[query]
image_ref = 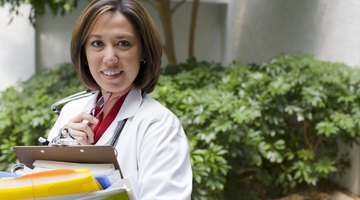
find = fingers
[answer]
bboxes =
[65,112,98,145]
[67,123,94,144]
[69,112,99,125]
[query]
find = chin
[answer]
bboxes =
[102,86,132,95]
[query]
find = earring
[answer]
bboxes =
[140,59,146,65]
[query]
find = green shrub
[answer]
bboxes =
[0,63,84,170]
[153,54,360,199]
[1,54,360,199]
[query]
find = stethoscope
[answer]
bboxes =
[51,90,96,115]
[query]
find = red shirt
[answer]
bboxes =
[92,92,128,144]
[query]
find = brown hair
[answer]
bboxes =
[70,0,162,93]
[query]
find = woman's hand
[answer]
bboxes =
[64,112,99,145]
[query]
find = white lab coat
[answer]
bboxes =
[48,87,192,199]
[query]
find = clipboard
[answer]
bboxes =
[13,145,121,175]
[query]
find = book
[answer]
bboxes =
[30,160,116,174]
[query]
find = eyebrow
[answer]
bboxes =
[88,34,136,40]
[116,34,136,40]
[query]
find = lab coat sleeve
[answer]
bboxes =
[47,112,65,141]
[46,99,86,141]
[137,112,192,200]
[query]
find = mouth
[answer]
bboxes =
[101,69,122,77]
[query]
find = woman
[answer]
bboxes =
[47,0,192,199]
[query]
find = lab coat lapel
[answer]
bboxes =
[96,87,143,145]
[85,91,100,113]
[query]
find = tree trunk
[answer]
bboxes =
[188,0,200,59]
[158,1,177,66]
[146,0,187,66]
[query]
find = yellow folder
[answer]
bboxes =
[0,169,101,199]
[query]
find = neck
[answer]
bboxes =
[100,88,130,117]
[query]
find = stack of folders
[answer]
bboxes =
[0,160,135,200]
[4,145,136,200]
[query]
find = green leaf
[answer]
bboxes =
[316,121,339,137]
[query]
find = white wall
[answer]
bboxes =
[334,142,360,195]
[35,1,87,70]
[225,0,360,67]
[0,4,35,91]
[167,1,227,64]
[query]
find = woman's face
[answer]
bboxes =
[85,12,142,97]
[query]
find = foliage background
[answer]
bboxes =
[1,54,360,199]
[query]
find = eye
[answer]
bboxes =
[116,40,131,48]
[91,40,104,48]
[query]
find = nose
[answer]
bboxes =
[103,48,118,66]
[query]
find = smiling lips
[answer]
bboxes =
[101,69,122,77]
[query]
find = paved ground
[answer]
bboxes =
[331,192,360,200]
[278,192,360,200]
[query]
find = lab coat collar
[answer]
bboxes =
[96,87,143,145]
[87,87,143,121]
[117,87,143,121]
